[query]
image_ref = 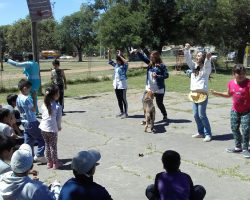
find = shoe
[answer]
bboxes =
[163,115,168,120]
[47,162,53,169]
[121,113,128,119]
[141,120,146,125]
[34,156,47,164]
[226,147,242,153]
[116,113,123,118]
[242,150,250,158]
[203,135,212,142]
[192,133,203,138]
[53,161,63,169]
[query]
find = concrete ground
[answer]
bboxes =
[35,89,250,200]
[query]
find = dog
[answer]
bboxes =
[143,90,156,133]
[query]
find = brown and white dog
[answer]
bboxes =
[143,90,156,133]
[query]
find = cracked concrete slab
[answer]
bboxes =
[34,89,250,200]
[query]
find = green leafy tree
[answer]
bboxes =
[59,5,98,61]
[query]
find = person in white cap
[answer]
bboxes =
[0,144,58,200]
[58,150,113,200]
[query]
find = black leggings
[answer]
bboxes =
[115,89,128,114]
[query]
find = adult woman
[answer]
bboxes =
[184,43,212,142]
[135,49,169,121]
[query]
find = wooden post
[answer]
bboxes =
[31,21,42,94]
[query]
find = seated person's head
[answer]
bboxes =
[7,94,18,108]
[11,144,33,176]
[0,135,15,161]
[0,108,12,125]
[71,150,101,178]
[162,150,181,173]
[18,79,32,95]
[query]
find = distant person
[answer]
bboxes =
[59,150,113,200]
[133,48,169,122]
[184,43,212,142]
[146,150,206,200]
[6,54,41,115]
[51,59,67,114]
[0,135,15,175]
[108,49,128,119]
[0,144,59,200]
[211,64,250,158]
[16,79,46,164]
[39,85,63,169]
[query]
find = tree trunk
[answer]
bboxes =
[78,49,83,62]
[236,43,245,64]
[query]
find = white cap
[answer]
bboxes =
[11,144,33,173]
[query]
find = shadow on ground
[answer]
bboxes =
[63,111,86,114]
[74,96,99,100]
[128,114,144,119]
[59,158,72,171]
[212,133,233,141]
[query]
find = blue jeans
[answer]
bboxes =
[192,98,212,136]
[24,121,45,157]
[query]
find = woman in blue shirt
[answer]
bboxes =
[108,49,128,119]
[135,49,169,121]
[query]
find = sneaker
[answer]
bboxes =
[192,133,204,138]
[34,156,47,164]
[242,150,250,158]
[47,162,53,169]
[121,113,128,119]
[226,147,242,153]
[53,161,63,169]
[116,113,123,118]
[203,135,212,142]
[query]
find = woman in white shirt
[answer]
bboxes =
[184,43,212,142]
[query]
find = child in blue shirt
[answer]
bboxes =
[16,79,46,164]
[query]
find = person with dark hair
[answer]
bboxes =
[16,79,46,164]
[0,135,15,175]
[5,94,22,135]
[51,59,67,114]
[211,64,250,158]
[184,43,212,142]
[108,49,128,119]
[0,108,18,139]
[133,48,169,122]
[6,54,41,115]
[39,85,62,169]
[59,150,113,200]
[146,150,206,200]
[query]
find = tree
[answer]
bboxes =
[0,25,10,69]
[59,5,98,61]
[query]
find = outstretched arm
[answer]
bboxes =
[117,50,128,64]
[107,49,116,67]
[210,89,231,98]
[183,43,195,70]
[7,59,30,68]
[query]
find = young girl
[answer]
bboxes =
[51,59,67,114]
[135,49,169,121]
[39,85,62,169]
[108,49,128,119]
[184,43,212,142]
[211,65,250,158]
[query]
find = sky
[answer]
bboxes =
[0,0,90,25]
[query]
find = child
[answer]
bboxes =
[51,59,67,114]
[146,150,206,200]
[6,94,22,135]
[16,79,46,164]
[0,135,15,175]
[184,43,212,142]
[108,49,128,119]
[211,64,250,158]
[39,85,62,169]
[0,108,18,139]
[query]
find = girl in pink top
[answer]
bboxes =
[211,65,250,158]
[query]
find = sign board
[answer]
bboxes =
[26,0,52,22]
